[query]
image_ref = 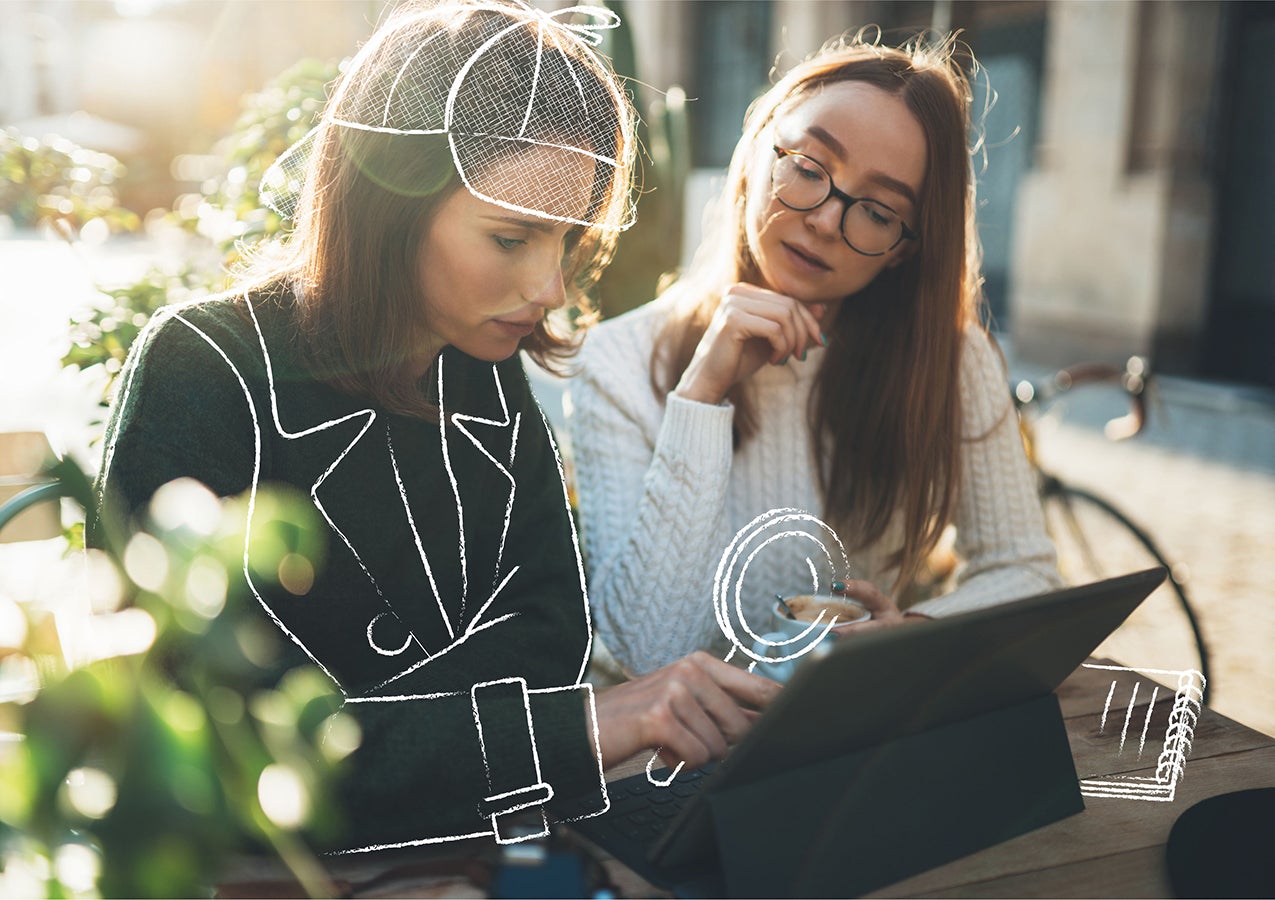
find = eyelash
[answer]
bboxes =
[493,236,526,251]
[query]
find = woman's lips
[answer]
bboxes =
[492,318,539,338]
[782,241,832,273]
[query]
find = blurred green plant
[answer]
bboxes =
[594,0,691,320]
[61,58,339,423]
[175,57,338,266]
[0,130,140,236]
[0,459,352,898]
[62,266,207,397]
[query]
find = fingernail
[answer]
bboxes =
[799,349,807,361]
[779,356,789,366]
[820,331,828,346]
[832,580,847,592]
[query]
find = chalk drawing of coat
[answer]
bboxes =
[96,293,609,852]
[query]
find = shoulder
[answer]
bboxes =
[112,291,307,429]
[581,295,675,364]
[959,326,1005,380]
[577,294,677,392]
[131,292,258,369]
[958,326,1013,435]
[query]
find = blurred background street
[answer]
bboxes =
[3,0,1273,741]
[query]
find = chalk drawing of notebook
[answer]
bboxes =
[1079,662,1206,802]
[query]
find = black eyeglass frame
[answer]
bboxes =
[770,146,920,257]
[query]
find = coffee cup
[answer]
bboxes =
[750,594,869,682]
[780,594,871,628]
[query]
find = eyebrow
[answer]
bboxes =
[805,124,920,208]
[480,214,556,233]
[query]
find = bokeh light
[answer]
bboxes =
[257,764,309,829]
[277,553,314,596]
[205,685,244,725]
[82,549,127,614]
[149,477,222,537]
[53,842,101,894]
[63,767,119,819]
[185,554,228,619]
[122,532,168,592]
[320,711,362,763]
[0,595,28,651]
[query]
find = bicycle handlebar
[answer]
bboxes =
[1013,355,1150,441]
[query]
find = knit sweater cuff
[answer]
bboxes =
[659,393,734,473]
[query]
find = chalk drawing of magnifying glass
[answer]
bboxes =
[645,507,852,786]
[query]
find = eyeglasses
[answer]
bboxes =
[770,147,919,257]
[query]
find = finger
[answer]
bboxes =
[643,691,716,768]
[731,283,825,347]
[688,687,752,746]
[658,744,705,772]
[725,287,808,362]
[783,302,817,361]
[718,302,793,364]
[798,301,825,348]
[668,685,730,760]
[690,652,782,710]
[686,673,757,743]
[831,618,895,638]
[832,578,897,616]
[664,655,755,743]
[734,296,802,363]
[832,614,927,638]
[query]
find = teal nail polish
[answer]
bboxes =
[832,580,847,592]
[779,356,789,366]
[820,331,828,346]
[799,349,807,362]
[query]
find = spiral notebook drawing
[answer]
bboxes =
[1079,662,1206,802]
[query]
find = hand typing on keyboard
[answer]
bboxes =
[591,651,779,772]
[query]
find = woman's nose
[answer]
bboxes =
[803,196,845,239]
[528,265,568,310]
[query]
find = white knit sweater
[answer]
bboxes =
[568,295,1061,675]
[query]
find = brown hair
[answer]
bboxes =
[652,31,986,592]
[239,0,635,417]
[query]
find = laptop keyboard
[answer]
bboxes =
[565,765,730,894]
[564,763,715,844]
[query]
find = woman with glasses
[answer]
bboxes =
[94,0,778,852]
[569,33,1061,674]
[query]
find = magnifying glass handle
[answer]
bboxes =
[644,749,684,787]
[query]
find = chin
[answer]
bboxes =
[465,347,518,363]
[762,268,834,306]
[462,339,523,363]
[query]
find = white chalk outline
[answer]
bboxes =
[98,294,609,852]
[646,507,852,786]
[1079,663,1206,802]
[716,509,853,666]
[261,2,635,231]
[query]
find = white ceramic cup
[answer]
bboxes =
[750,594,870,682]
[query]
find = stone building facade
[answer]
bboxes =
[621,0,1273,389]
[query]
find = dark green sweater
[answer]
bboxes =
[95,292,606,850]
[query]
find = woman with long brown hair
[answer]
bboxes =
[94,0,777,853]
[570,32,1061,675]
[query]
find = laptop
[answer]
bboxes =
[567,567,1167,895]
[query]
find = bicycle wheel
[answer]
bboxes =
[1041,480,1211,700]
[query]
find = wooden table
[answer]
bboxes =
[867,660,1275,897]
[220,659,1274,897]
[593,659,1275,898]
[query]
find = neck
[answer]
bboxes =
[407,331,446,380]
